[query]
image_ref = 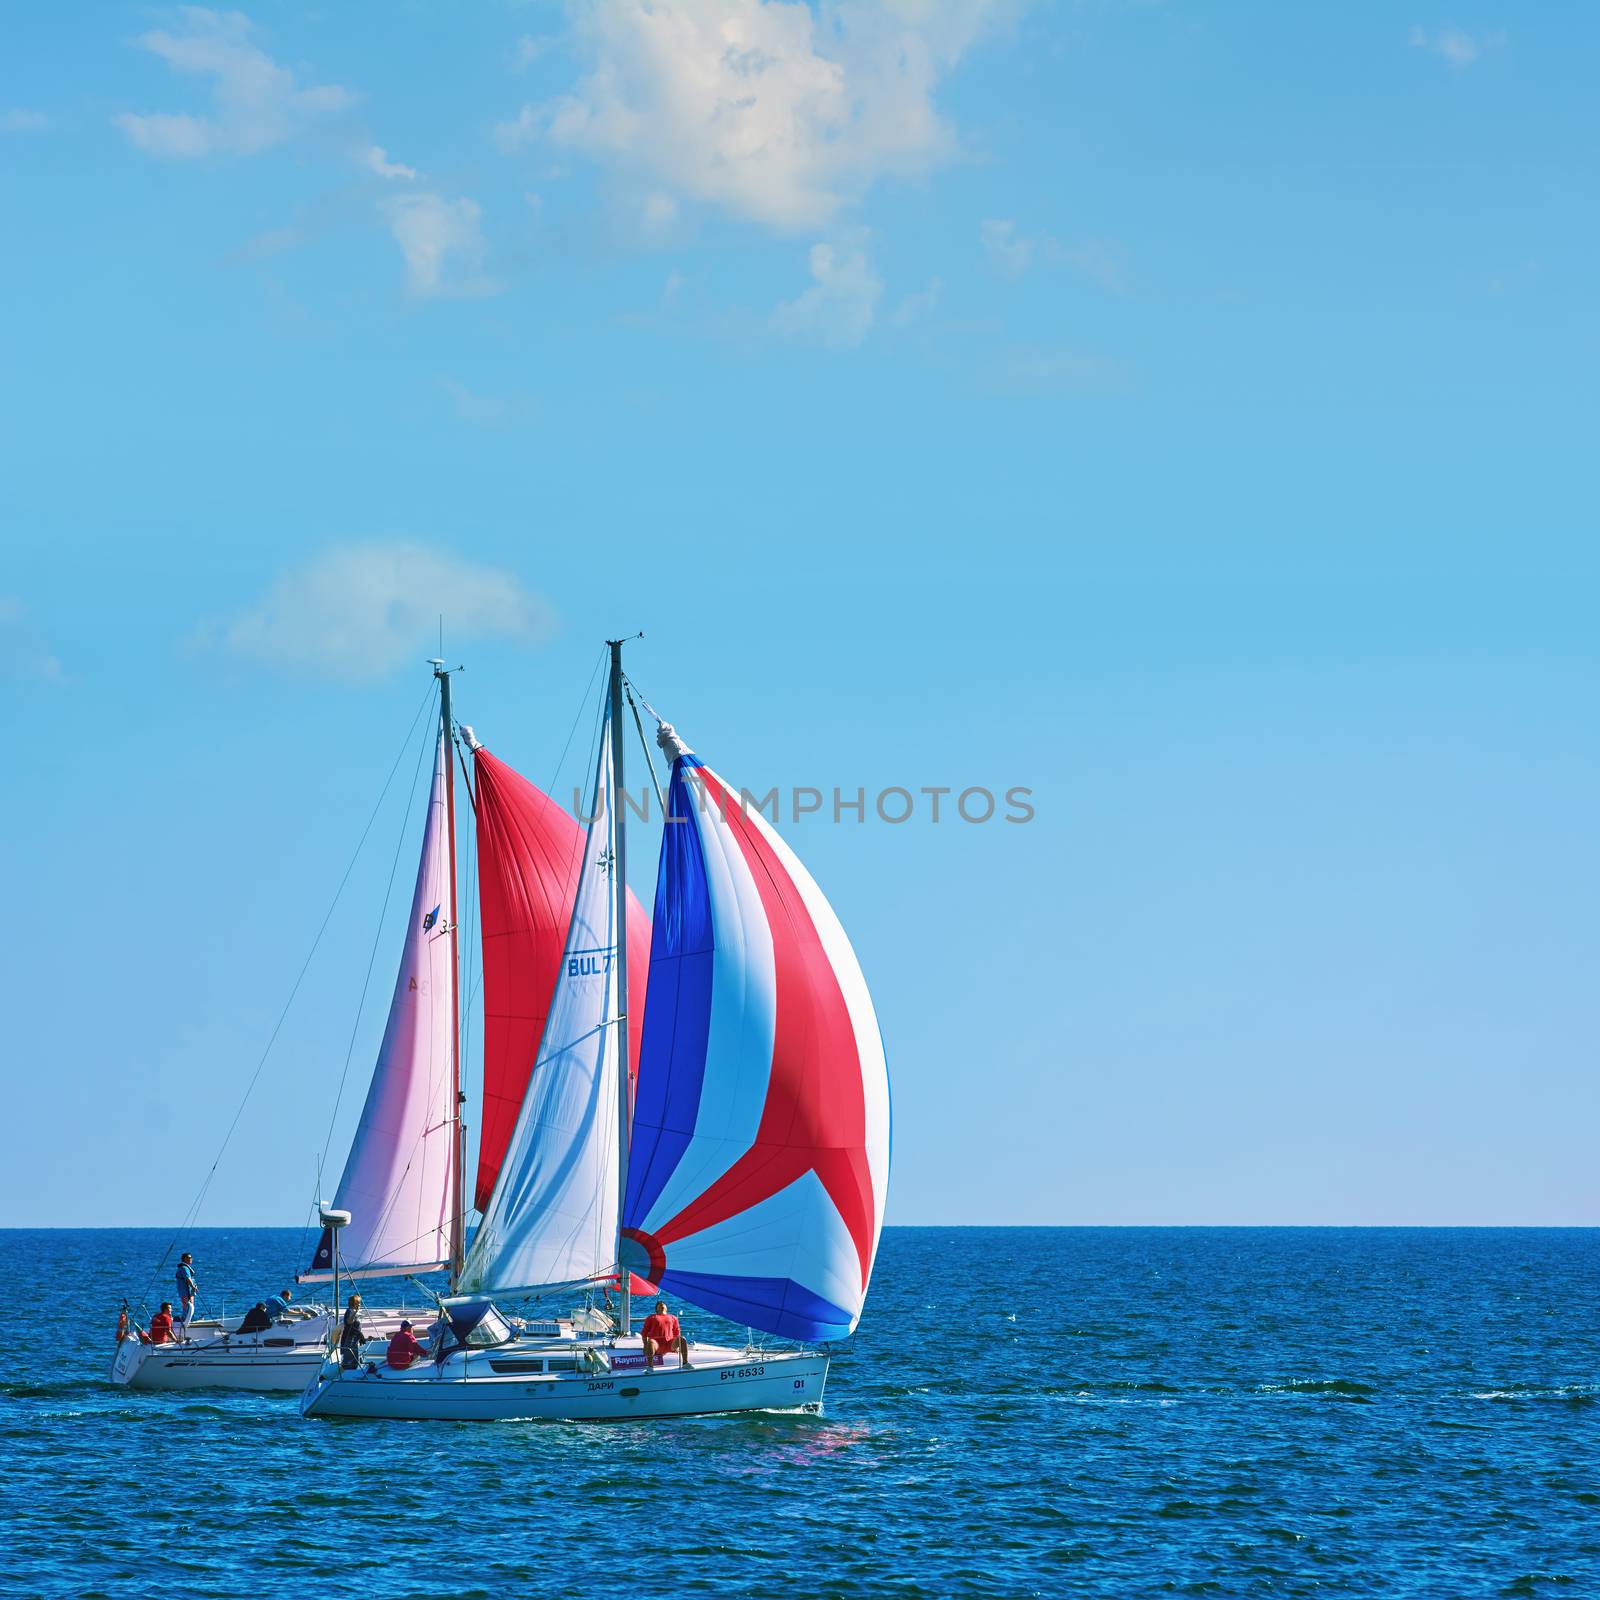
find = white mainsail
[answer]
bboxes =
[459,707,624,1294]
[304,727,457,1279]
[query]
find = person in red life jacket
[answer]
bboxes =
[385,1320,430,1370]
[640,1300,690,1372]
[145,1303,178,1345]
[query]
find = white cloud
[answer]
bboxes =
[891,276,942,326]
[442,378,509,427]
[1409,26,1504,68]
[385,193,497,299]
[992,345,1126,393]
[441,377,537,428]
[114,8,354,158]
[363,143,416,181]
[643,190,678,227]
[505,0,1012,231]
[981,219,1128,293]
[980,218,1033,279]
[773,234,883,348]
[1055,238,1128,295]
[207,543,554,682]
[113,10,490,303]
[1,108,48,133]
[512,33,555,72]
[494,102,542,154]
[0,596,64,682]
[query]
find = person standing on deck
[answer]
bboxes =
[640,1300,690,1372]
[339,1294,366,1370]
[174,1253,197,1334]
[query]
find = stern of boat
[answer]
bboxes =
[109,1336,146,1387]
[299,1356,343,1417]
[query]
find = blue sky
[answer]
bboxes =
[2,2,1596,1228]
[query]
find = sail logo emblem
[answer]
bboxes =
[422,904,441,932]
[568,945,616,978]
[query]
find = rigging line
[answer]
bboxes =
[134,682,436,1317]
[545,645,608,800]
[620,670,664,728]
[451,726,478,814]
[317,698,437,1180]
[624,681,667,811]
[555,683,609,936]
[290,1152,325,1286]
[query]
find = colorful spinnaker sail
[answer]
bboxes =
[461,706,633,1294]
[620,727,890,1343]
[472,745,648,1213]
[305,729,457,1279]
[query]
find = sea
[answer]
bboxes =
[4,1226,1597,1599]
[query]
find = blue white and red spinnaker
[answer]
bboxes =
[622,737,890,1344]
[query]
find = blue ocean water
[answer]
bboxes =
[4,1227,1597,1598]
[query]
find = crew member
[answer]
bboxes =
[235,1302,273,1334]
[174,1253,198,1333]
[339,1294,366,1371]
[385,1320,430,1370]
[640,1299,690,1372]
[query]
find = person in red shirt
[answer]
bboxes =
[640,1300,690,1372]
[145,1303,178,1345]
[385,1320,431,1369]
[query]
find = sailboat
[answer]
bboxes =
[300,641,889,1422]
[112,664,619,1391]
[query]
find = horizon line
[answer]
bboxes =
[4,1221,1597,1231]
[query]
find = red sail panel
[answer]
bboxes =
[472,746,650,1213]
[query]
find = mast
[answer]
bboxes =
[433,659,466,1289]
[607,638,632,1337]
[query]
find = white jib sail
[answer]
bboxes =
[459,708,623,1294]
[306,727,456,1278]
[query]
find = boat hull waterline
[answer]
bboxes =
[300,1346,828,1422]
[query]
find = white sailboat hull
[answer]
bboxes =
[112,1332,326,1392]
[109,1310,419,1393]
[299,1343,828,1422]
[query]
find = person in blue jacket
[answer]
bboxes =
[175,1253,198,1332]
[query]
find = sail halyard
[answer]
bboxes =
[457,687,630,1296]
